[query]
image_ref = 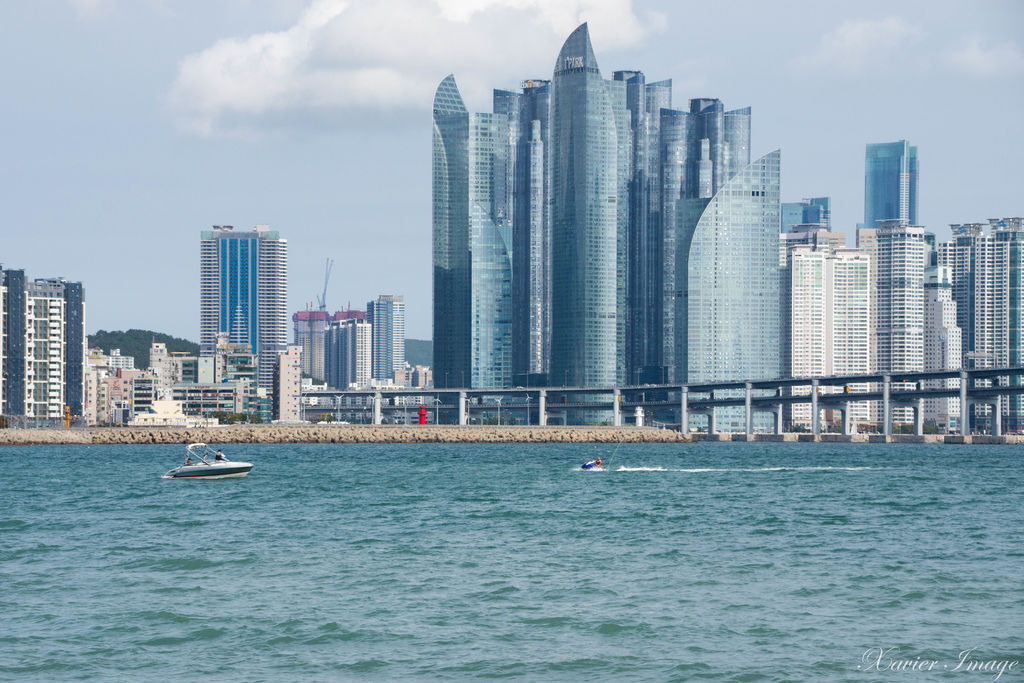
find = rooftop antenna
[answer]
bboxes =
[317,258,334,311]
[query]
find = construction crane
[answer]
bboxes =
[316,258,334,311]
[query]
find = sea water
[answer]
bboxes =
[0,442,1021,680]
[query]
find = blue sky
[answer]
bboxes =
[1,0,1021,341]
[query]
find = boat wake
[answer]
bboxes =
[615,465,873,473]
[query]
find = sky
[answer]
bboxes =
[1,0,1022,341]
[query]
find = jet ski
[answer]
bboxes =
[581,459,603,470]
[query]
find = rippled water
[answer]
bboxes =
[1,442,1021,680]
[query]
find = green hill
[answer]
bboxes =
[88,329,199,369]
[405,339,432,367]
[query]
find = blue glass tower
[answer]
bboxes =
[432,75,513,389]
[199,225,288,391]
[549,23,621,388]
[863,140,917,228]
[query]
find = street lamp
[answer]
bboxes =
[433,396,441,424]
[496,397,503,426]
[524,394,531,426]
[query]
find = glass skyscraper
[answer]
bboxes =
[549,23,621,388]
[199,224,288,391]
[660,97,753,382]
[432,25,784,399]
[509,79,551,385]
[863,140,918,228]
[679,150,781,386]
[431,75,513,389]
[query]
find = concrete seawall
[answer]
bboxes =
[0,426,1020,446]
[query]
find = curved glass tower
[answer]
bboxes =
[679,150,781,386]
[549,23,620,388]
[432,75,471,388]
[432,75,513,389]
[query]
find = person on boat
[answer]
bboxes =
[215,450,227,462]
[595,457,602,468]
[185,455,193,465]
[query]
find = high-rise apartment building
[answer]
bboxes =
[432,24,783,399]
[432,76,513,389]
[863,140,918,228]
[0,270,86,419]
[875,220,926,425]
[508,79,551,384]
[367,295,406,383]
[923,266,962,431]
[678,150,781,385]
[661,97,754,383]
[325,318,372,390]
[292,307,366,383]
[939,218,1024,432]
[782,245,871,427]
[549,23,623,388]
[199,225,288,392]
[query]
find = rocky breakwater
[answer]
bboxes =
[0,425,692,446]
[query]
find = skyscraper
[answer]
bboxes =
[549,23,622,388]
[432,75,513,389]
[923,266,961,431]
[678,150,781,390]
[325,318,372,390]
[781,196,831,232]
[509,79,551,385]
[939,218,1024,432]
[199,224,288,391]
[660,97,753,382]
[367,294,405,382]
[0,270,86,419]
[863,140,918,228]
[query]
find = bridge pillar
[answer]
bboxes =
[914,398,924,436]
[811,379,820,436]
[708,407,717,435]
[679,387,689,434]
[993,395,1002,436]
[775,404,783,435]
[372,392,382,425]
[882,375,892,436]
[613,388,621,427]
[840,407,849,436]
[959,371,969,434]
[745,382,753,435]
[538,390,547,426]
[458,391,467,426]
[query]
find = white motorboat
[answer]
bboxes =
[163,443,253,479]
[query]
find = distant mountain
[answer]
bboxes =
[88,329,199,369]
[405,338,432,367]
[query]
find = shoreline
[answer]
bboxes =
[0,425,1019,446]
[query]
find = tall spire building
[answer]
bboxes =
[432,75,513,389]
[549,23,622,388]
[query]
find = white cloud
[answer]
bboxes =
[791,17,924,76]
[168,0,664,136]
[947,35,1024,77]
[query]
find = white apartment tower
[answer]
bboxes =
[939,218,1024,432]
[923,267,962,430]
[325,318,373,389]
[199,225,288,392]
[784,244,871,427]
[874,220,926,425]
[367,294,405,382]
